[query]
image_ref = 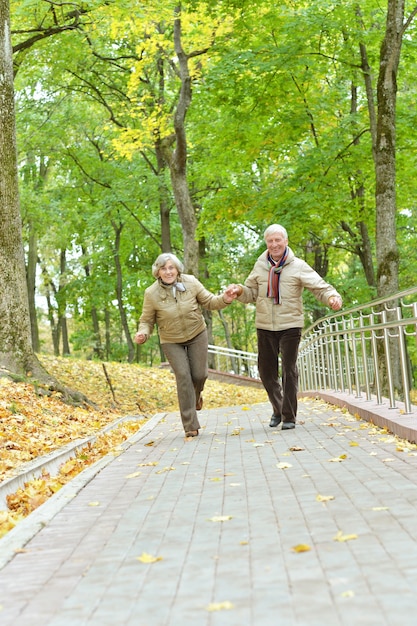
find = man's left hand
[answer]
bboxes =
[328,295,342,311]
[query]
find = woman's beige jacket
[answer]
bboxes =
[138,274,229,344]
[238,247,341,331]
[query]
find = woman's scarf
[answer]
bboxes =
[267,247,289,304]
[160,279,186,300]
[172,281,186,299]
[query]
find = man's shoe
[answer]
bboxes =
[269,414,281,427]
[282,422,295,430]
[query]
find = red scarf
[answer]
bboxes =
[267,248,288,304]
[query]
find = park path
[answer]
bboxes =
[0,397,417,625]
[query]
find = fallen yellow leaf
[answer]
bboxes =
[88,501,100,507]
[206,601,235,611]
[333,531,358,542]
[136,552,163,563]
[125,471,142,479]
[208,515,232,522]
[316,494,335,502]
[291,544,311,553]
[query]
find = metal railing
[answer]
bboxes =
[210,287,417,415]
[208,344,259,379]
[298,287,417,414]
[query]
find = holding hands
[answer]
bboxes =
[223,284,243,303]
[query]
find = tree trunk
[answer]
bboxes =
[155,143,173,253]
[374,0,403,298]
[82,246,104,359]
[26,224,40,352]
[105,309,111,360]
[112,220,135,362]
[58,249,70,355]
[345,81,376,288]
[0,0,44,379]
[160,6,200,276]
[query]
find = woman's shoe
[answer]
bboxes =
[281,422,295,430]
[185,430,199,438]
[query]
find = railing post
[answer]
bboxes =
[396,306,412,414]
[359,313,372,401]
[381,310,396,409]
[335,318,345,392]
[370,309,383,404]
[343,317,353,395]
[351,319,362,399]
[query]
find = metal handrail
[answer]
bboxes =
[210,287,417,415]
[208,344,259,378]
[298,287,417,414]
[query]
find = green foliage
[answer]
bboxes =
[8,0,417,362]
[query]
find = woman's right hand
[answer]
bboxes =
[134,332,147,345]
[223,284,243,301]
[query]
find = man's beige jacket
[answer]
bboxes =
[238,247,341,331]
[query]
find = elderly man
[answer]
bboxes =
[229,224,342,430]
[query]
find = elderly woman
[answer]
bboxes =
[134,253,237,439]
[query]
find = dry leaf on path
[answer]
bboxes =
[208,515,232,522]
[328,454,347,462]
[333,531,358,542]
[136,552,163,563]
[316,494,335,502]
[292,544,311,553]
[206,601,235,611]
[125,471,142,479]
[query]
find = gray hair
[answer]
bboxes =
[152,253,184,278]
[264,224,288,241]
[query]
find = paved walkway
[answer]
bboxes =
[1,397,417,626]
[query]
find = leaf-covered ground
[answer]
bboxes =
[0,356,267,536]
